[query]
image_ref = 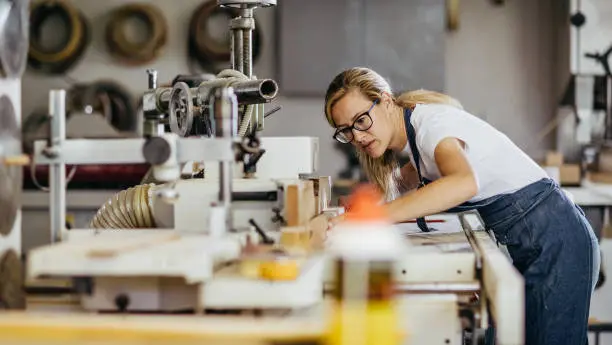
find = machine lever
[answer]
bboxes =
[248,218,274,244]
[263,105,281,118]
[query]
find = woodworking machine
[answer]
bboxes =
[13,1,524,345]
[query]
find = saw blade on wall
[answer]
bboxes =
[0,94,22,237]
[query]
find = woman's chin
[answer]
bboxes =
[361,143,384,158]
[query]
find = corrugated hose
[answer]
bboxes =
[89,183,157,229]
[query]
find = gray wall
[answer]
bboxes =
[22,0,569,178]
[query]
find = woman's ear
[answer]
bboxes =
[381,92,394,107]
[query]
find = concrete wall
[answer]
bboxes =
[22,0,568,178]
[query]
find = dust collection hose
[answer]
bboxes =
[105,3,167,66]
[89,184,157,229]
[188,0,262,73]
[28,0,90,74]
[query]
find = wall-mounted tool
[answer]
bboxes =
[188,0,263,73]
[27,0,90,74]
[0,94,23,238]
[0,0,29,78]
[105,3,167,66]
[68,80,137,132]
[0,249,25,309]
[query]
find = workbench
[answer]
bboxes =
[4,213,522,345]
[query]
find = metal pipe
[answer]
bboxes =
[48,90,67,243]
[146,69,158,89]
[323,281,481,295]
[231,79,278,104]
[154,79,278,116]
[211,86,238,232]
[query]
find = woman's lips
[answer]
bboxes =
[362,141,375,151]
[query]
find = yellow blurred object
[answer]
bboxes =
[259,257,299,281]
[279,226,311,253]
[239,258,263,278]
[326,301,404,345]
[2,154,30,166]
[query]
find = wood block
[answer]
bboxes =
[587,172,612,185]
[308,214,329,250]
[285,184,300,227]
[559,164,581,185]
[545,151,563,167]
[279,226,310,253]
[598,147,612,173]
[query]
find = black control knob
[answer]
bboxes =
[114,294,130,312]
[570,11,586,28]
[143,136,171,165]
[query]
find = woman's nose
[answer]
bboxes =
[353,130,368,143]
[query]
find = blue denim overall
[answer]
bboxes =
[404,108,600,345]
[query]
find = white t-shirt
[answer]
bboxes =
[403,103,548,201]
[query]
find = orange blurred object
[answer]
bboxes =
[344,184,388,222]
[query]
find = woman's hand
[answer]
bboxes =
[327,213,346,231]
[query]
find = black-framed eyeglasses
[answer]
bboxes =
[333,100,378,144]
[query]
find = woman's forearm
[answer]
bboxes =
[383,173,478,223]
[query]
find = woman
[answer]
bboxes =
[324,67,600,345]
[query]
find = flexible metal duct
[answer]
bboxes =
[89,183,158,229]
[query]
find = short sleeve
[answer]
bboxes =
[414,105,474,161]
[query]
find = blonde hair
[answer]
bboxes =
[324,67,462,200]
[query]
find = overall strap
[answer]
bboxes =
[403,108,433,232]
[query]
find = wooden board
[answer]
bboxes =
[0,311,325,345]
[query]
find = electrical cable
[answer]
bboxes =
[105,3,167,66]
[27,0,90,74]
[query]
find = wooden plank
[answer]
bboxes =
[87,233,181,258]
[0,311,325,344]
[474,232,524,345]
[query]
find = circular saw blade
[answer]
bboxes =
[0,94,22,236]
[0,249,25,309]
[0,0,29,77]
